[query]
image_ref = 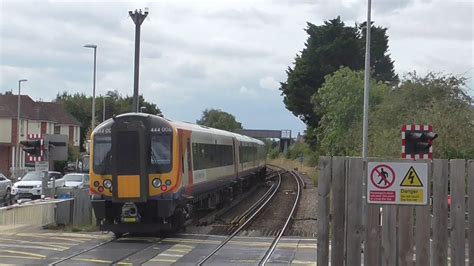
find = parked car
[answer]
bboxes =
[10,171,64,199]
[0,173,12,199]
[63,173,90,189]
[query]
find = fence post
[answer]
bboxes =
[317,156,331,265]
[468,160,474,266]
[346,157,363,265]
[450,159,466,266]
[330,157,346,266]
[432,159,448,266]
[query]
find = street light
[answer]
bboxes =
[17,79,27,176]
[84,44,97,131]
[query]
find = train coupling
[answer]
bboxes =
[121,202,140,223]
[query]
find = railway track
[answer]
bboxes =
[49,235,162,265]
[197,167,303,265]
[197,170,283,265]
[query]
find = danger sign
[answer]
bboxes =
[367,162,428,205]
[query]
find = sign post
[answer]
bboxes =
[367,161,428,205]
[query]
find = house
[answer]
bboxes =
[0,94,81,176]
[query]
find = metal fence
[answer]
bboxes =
[317,157,473,265]
[0,188,93,228]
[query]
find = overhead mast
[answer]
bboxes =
[129,8,148,112]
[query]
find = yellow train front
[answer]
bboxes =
[90,112,266,236]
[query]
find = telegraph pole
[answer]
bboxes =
[362,0,372,161]
[129,9,148,112]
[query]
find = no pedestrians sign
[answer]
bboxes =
[367,162,428,205]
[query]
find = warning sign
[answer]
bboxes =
[367,162,428,205]
[400,167,423,187]
[370,164,395,189]
[400,189,424,203]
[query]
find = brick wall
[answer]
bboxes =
[0,146,11,175]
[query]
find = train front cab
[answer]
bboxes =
[90,114,183,235]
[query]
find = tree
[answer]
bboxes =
[370,72,474,159]
[280,17,397,146]
[313,68,388,155]
[196,109,243,132]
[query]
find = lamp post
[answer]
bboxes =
[17,79,27,175]
[84,44,97,131]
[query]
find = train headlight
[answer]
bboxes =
[152,178,162,188]
[103,179,112,189]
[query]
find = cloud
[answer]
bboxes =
[259,76,280,90]
[0,0,472,137]
[239,86,259,97]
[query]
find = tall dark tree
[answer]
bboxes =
[280,17,397,146]
[197,108,243,132]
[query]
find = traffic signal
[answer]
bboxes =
[401,124,438,160]
[20,140,43,156]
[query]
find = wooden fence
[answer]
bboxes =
[317,157,473,265]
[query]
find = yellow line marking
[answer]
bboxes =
[0,255,41,260]
[73,258,112,264]
[0,250,46,258]
[292,260,316,265]
[0,238,72,249]
[165,248,192,253]
[15,234,86,243]
[149,259,177,262]
[229,260,258,263]
[157,253,184,257]
[116,262,133,265]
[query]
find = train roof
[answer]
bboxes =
[168,120,264,145]
[92,113,264,145]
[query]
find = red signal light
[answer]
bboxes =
[161,185,167,191]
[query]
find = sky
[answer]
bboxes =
[0,0,473,137]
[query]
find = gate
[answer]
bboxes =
[317,157,473,265]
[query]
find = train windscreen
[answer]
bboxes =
[150,134,172,173]
[93,135,111,174]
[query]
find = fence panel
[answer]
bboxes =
[345,157,363,265]
[468,160,474,266]
[415,162,431,266]
[381,205,397,266]
[365,204,381,266]
[450,159,466,266]
[398,206,414,266]
[432,159,449,266]
[330,157,346,266]
[317,156,331,266]
[72,188,92,226]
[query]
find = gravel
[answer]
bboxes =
[289,171,318,237]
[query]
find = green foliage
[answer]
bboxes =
[196,108,243,132]
[280,17,397,144]
[313,68,388,155]
[55,90,162,151]
[314,69,474,159]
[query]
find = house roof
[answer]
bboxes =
[0,95,81,126]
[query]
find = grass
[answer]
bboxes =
[268,156,319,186]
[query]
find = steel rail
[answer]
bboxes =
[230,170,284,225]
[197,172,282,266]
[259,170,302,265]
[49,236,118,265]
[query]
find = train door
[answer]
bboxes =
[111,118,149,202]
[233,138,239,178]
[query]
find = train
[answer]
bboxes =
[89,112,266,236]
